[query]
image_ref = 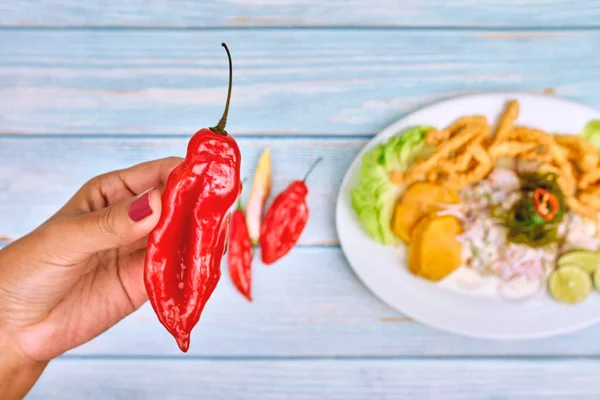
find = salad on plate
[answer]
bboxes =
[351,99,600,305]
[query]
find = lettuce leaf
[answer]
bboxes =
[582,120,600,150]
[351,126,434,245]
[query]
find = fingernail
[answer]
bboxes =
[128,189,153,222]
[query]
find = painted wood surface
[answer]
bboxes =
[3,1,600,398]
[1,29,600,135]
[3,1,600,28]
[28,358,600,400]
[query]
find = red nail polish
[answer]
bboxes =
[129,190,153,222]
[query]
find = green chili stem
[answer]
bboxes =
[211,43,233,135]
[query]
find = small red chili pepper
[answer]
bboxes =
[144,43,242,352]
[228,201,253,301]
[533,187,559,221]
[260,158,322,265]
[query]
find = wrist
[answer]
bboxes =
[0,330,47,399]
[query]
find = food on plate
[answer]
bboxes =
[492,100,519,145]
[390,118,492,190]
[351,143,401,244]
[548,265,592,304]
[352,97,600,305]
[408,215,463,281]
[392,182,459,243]
[351,126,435,244]
[557,250,600,274]
[246,146,272,245]
[582,120,600,150]
[549,249,600,303]
[501,172,566,248]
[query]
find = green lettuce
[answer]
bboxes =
[582,120,600,150]
[351,126,435,245]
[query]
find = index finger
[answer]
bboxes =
[115,156,183,196]
[55,157,184,218]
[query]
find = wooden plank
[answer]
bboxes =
[3,1,600,28]
[0,137,361,243]
[1,29,600,135]
[28,358,600,399]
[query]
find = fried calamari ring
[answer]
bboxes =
[579,168,600,189]
[488,141,538,160]
[492,99,519,145]
[445,144,493,190]
[555,134,598,174]
[426,115,489,146]
[568,197,599,221]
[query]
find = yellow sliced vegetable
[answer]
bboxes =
[392,182,459,243]
[408,215,463,281]
[246,147,272,244]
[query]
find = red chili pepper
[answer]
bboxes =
[228,202,253,301]
[144,43,242,352]
[533,187,559,221]
[260,158,322,265]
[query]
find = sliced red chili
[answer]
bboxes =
[532,188,559,221]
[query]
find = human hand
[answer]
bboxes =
[0,157,182,398]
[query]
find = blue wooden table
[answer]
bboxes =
[2,1,600,398]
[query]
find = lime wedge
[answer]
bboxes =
[557,250,600,274]
[548,265,592,304]
[594,267,600,291]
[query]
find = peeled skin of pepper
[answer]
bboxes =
[408,215,463,282]
[392,182,459,243]
[246,147,272,245]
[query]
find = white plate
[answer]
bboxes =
[336,92,600,340]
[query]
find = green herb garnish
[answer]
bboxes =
[500,172,566,248]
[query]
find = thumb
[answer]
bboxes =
[60,188,162,257]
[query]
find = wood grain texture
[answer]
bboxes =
[0,137,359,242]
[28,358,600,400]
[1,29,600,135]
[3,0,600,28]
[1,4,600,396]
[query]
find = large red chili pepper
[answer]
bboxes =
[144,43,242,352]
[228,202,253,301]
[260,158,322,265]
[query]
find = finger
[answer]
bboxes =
[56,156,183,217]
[51,188,162,262]
[124,236,150,254]
[115,156,183,196]
[117,247,150,310]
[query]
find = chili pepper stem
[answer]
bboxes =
[211,42,233,135]
[303,157,323,182]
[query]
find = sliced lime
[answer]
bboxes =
[594,267,600,291]
[548,265,592,304]
[557,250,600,274]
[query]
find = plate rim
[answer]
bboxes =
[335,91,600,340]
